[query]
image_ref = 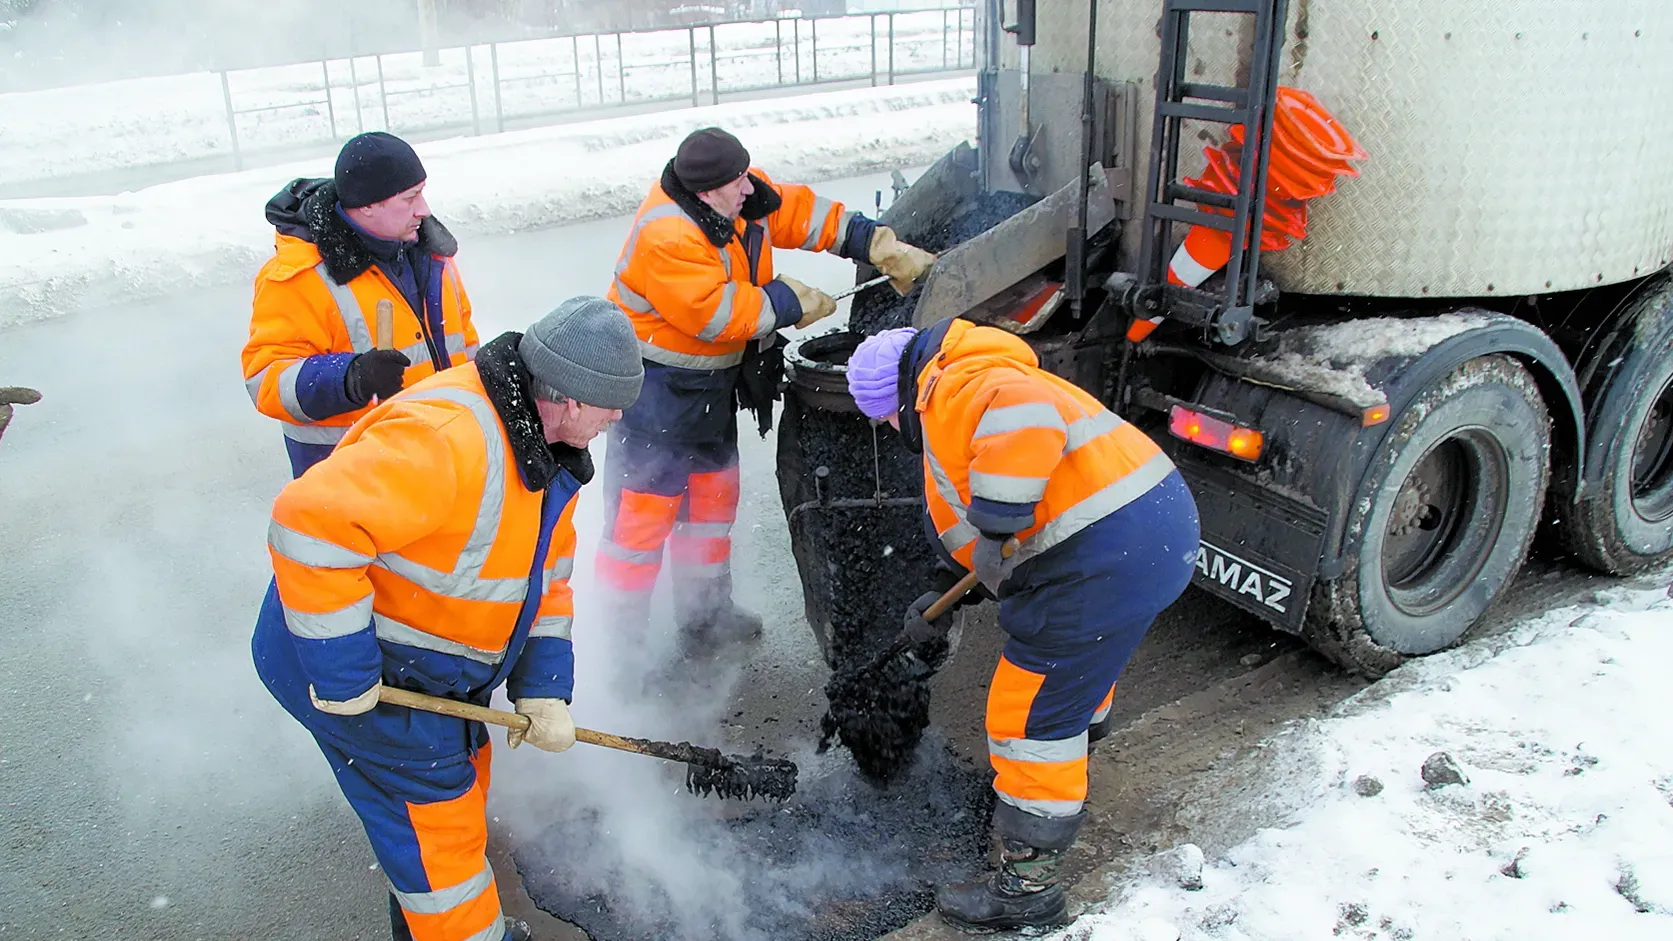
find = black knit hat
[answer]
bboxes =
[673,127,751,193]
[335,132,427,209]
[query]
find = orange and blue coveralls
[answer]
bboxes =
[904,319,1200,831]
[251,333,581,941]
[243,178,478,477]
[597,162,874,629]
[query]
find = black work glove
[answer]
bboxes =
[901,590,957,646]
[343,349,411,407]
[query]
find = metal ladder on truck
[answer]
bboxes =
[1134,0,1289,347]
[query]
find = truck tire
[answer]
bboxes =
[1552,322,1673,574]
[1304,355,1550,677]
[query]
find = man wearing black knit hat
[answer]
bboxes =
[242,131,481,477]
[598,125,937,660]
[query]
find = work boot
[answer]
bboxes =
[1087,711,1116,753]
[936,838,1069,932]
[676,603,764,660]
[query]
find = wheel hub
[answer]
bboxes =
[1380,432,1509,620]
[1630,375,1673,523]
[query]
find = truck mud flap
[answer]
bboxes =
[1175,456,1328,633]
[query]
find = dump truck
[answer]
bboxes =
[775,0,1673,678]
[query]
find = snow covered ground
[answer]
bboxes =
[1061,577,1673,941]
[0,77,976,329]
[0,9,973,187]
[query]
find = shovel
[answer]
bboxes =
[378,686,798,803]
[817,540,1017,782]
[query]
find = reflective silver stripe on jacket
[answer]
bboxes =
[374,612,506,665]
[314,261,374,354]
[369,387,516,606]
[284,595,373,640]
[927,442,1175,572]
[390,858,497,915]
[695,282,740,342]
[639,341,745,370]
[799,197,835,250]
[1008,450,1178,569]
[244,363,314,424]
[281,423,348,446]
[925,449,981,559]
[1064,411,1124,452]
[528,615,573,640]
[542,556,575,594]
[269,520,374,569]
[969,470,1051,505]
[611,203,691,315]
[989,731,1088,765]
[972,403,1067,441]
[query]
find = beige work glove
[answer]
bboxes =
[868,226,937,294]
[776,275,838,330]
[507,698,576,753]
[309,680,382,716]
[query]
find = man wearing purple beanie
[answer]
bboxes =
[847,319,1200,932]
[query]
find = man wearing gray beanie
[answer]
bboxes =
[250,297,637,941]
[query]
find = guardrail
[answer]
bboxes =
[216,8,976,171]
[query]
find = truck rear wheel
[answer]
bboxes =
[1304,356,1551,677]
[1553,323,1673,574]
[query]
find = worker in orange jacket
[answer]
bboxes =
[243,131,479,477]
[847,320,1200,932]
[599,126,936,655]
[252,297,643,941]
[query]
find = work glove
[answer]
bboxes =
[868,226,936,294]
[776,275,838,330]
[972,535,1009,595]
[343,349,411,407]
[901,589,957,647]
[309,680,381,717]
[507,697,576,753]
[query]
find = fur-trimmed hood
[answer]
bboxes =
[264,178,458,286]
[474,331,594,493]
[657,160,782,247]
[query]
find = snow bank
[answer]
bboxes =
[0,79,975,329]
[1065,578,1673,941]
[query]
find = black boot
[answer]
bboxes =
[936,839,1068,932]
[937,803,1083,933]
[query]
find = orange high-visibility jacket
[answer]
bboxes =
[265,352,579,706]
[911,320,1178,574]
[243,187,478,455]
[608,166,862,370]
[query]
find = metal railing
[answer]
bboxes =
[217,8,976,171]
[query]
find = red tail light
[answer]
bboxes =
[1169,405,1264,462]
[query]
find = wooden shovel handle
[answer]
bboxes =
[919,538,1020,621]
[374,299,395,351]
[377,686,648,755]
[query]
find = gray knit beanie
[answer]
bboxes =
[518,297,644,409]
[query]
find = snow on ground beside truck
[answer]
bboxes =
[1058,577,1673,941]
[0,78,975,329]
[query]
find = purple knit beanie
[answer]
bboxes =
[847,327,918,420]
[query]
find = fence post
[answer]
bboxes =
[348,55,365,133]
[572,35,584,108]
[466,44,481,135]
[870,15,877,87]
[775,19,783,86]
[219,70,243,172]
[793,18,800,83]
[617,33,626,104]
[595,34,605,104]
[490,43,504,132]
[376,54,391,130]
[689,28,700,107]
[320,60,339,140]
[887,13,895,84]
[943,9,950,70]
[708,26,721,105]
[811,17,819,83]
